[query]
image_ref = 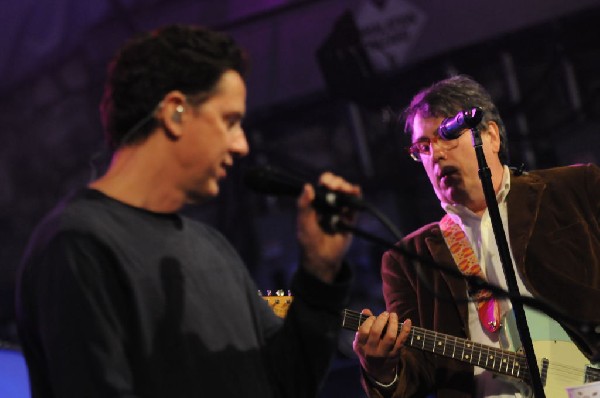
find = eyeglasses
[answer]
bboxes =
[407,134,460,162]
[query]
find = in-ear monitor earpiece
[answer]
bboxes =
[172,105,184,123]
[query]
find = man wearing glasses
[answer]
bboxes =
[352,75,600,398]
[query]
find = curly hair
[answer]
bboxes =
[100,24,248,150]
[402,75,508,164]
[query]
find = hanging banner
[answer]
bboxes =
[352,0,427,72]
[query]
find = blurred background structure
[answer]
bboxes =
[1,0,600,396]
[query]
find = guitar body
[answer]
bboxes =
[496,340,593,398]
[526,340,592,398]
[502,306,598,397]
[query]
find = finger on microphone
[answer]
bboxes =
[297,183,314,209]
[318,172,361,197]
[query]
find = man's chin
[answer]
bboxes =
[435,186,460,205]
[187,186,219,205]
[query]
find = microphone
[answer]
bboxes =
[438,107,483,140]
[244,165,365,211]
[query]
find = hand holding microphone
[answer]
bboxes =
[298,171,360,282]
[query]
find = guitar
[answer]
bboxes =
[342,309,600,398]
[260,290,292,318]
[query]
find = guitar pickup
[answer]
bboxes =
[584,364,600,383]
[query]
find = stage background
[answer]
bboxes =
[1,1,600,396]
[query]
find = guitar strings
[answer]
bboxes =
[543,362,600,382]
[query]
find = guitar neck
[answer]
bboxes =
[342,309,530,382]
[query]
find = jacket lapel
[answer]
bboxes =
[425,229,469,331]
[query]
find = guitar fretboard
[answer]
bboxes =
[342,309,530,382]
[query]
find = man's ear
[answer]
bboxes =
[157,91,187,138]
[486,121,501,153]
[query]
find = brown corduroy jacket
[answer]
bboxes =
[363,163,600,398]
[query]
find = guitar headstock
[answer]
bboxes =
[260,289,293,318]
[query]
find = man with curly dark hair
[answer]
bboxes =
[353,75,600,398]
[16,24,360,398]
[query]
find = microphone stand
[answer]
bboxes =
[465,126,545,398]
